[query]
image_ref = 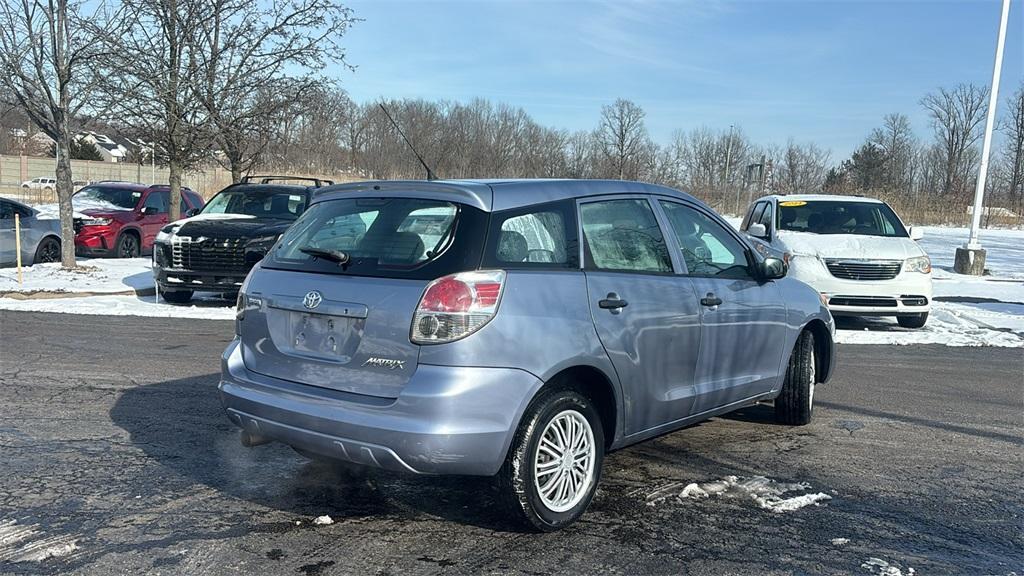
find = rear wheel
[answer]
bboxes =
[775,330,816,426]
[33,237,61,264]
[115,233,140,258]
[497,388,604,532]
[897,313,928,329]
[161,290,193,304]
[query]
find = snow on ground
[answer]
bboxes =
[645,475,832,513]
[0,519,80,563]
[0,292,236,320]
[861,557,916,576]
[0,258,153,294]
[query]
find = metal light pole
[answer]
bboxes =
[955,0,1011,275]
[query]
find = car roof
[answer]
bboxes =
[313,179,701,212]
[0,196,34,213]
[217,183,314,195]
[757,194,884,204]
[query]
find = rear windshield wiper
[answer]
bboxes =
[299,246,350,266]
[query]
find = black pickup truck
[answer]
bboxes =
[152,176,332,303]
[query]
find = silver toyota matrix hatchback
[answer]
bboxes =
[220,179,835,531]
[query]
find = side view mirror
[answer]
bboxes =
[185,208,200,217]
[759,257,787,280]
[909,226,924,241]
[141,206,158,216]
[748,222,768,239]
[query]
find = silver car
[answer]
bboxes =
[220,179,835,530]
[0,197,61,267]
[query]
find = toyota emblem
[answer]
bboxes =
[302,290,323,309]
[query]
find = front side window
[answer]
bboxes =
[757,202,774,230]
[777,200,908,237]
[580,199,672,273]
[742,202,765,231]
[264,197,487,279]
[74,186,141,210]
[659,200,751,278]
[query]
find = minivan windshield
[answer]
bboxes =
[777,200,908,237]
[74,186,141,210]
[202,188,307,219]
[264,197,487,279]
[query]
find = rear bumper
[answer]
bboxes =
[219,338,543,476]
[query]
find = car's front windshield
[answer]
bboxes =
[202,189,307,220]
[74,186,141,210]
[777,200,908,238]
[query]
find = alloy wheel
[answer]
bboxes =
[533,410,596,513]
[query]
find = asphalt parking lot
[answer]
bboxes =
[0,310,1021,575]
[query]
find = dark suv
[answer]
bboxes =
[152,176,331,303]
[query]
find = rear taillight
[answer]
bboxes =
[411,270,505,344]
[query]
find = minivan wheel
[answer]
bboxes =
[161,290,193,304]
[775,330,815,426]
[897,313,928,329]
[497,389,604,532]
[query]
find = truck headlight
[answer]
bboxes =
[155,224,180,244]
[905,255,931,274]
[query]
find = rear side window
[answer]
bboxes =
[580,198,672,274]
[264,197,487,280]
[483,200,578,269]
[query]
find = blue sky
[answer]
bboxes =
[335,0,1023,160]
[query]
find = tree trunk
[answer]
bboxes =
[55,132,76,268]
[168,159,182,221]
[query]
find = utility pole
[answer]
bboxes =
[955,0,1011,275]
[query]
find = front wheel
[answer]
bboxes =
[115,233,140,258]
[897,313,928,329]
[497,389,604,532]
[33,237,61,264]
[775,330,816,425]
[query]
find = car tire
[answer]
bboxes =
[161,290,193,304]
[497,388,604,532]
[775,330,816,426]
[115,233,140,258]
[897,313,928,329]
[33,237,61,264]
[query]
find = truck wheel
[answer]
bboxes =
[497,388,604,532]
[115,233,140,258]
[897,313,928,329]
[775,330,816,426]
[33,237,61,264]
[162,290,193,304]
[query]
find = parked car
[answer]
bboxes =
[220,179,836,531]
[21,177,56,191]
[152,176,332,303]
[72,182,204,258]
[0,197,61,267]
[740,194,931,328]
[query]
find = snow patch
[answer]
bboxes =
[0,293,236,319]
[831,537,850,546]
[0,520,79,563]
[0,258,153,294]
[861,557,915,576]
[313,515,334,526]
[646,475,832,513]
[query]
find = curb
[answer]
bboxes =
[0,287,157,300]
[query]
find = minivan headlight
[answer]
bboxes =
[905,255,931,274]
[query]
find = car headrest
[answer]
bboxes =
[497,230,529,262]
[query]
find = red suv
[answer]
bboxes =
[74,182,205,258]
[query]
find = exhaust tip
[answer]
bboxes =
[240,430,271,447]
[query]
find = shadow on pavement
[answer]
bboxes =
[109,373,526,532]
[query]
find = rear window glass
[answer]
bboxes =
[264,197,487,279]
[483,200,578,269]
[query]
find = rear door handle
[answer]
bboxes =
[700,293,723,307]
[598,292,628,313]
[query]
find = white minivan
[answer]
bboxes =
[740,194,932,328]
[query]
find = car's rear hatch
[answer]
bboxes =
[237,194,489,399]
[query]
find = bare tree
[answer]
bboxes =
[0,0,115,266]
[997,83,1024,207]
[770,140,831,195]
[594,99,649,180]
[868,113,917,194]
[921,84,988,197]
[98,0,210,221]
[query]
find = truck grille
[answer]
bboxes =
[824,259,902,281]
[171,236,249,272]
